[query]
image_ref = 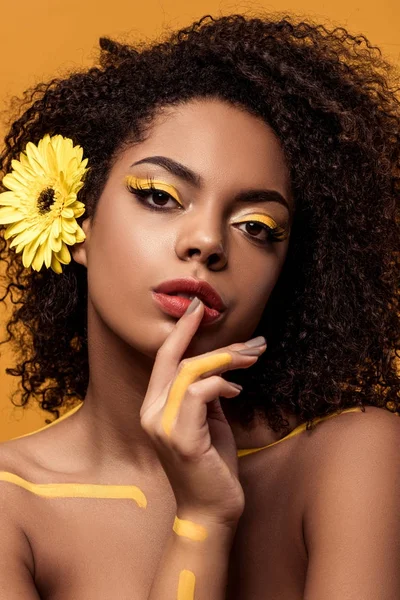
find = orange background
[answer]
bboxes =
[0,0,399,441]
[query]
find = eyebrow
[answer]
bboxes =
[130,155,292,215]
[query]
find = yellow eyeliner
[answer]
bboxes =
[125,175,183,205]
[125,176,289,239]
[232,212,289,240]
[173,516,208,541]
[161,352,233,437]
[177,570,196,600]
[0,471,147,507]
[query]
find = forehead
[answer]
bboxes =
[120,98,292,200]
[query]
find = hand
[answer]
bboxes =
[139,298,267,526]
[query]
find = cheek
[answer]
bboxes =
[89,196,172,275]
[84,203,179,352]
[227,245,288,337]
[233,240,286,300]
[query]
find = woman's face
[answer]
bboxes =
[72,98,293,359]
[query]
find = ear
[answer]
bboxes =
[71,217,91,268]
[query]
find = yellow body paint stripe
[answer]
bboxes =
[173,516,208,541]
[161,352,233,437]
[177,569,196,600]
[237,406,363,457]
[0,471,147,508]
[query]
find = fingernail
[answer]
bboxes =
[244,336,267,348]
[237,347,265,356]
[229,382,243,390]
[185,296,202,315]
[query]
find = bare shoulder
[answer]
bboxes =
[305,404,400,457]
[0,438,29,475]
[0,424,65,489]
[302,404,400,545]
[300,405,400,490]
[0,433,40,478]
[0,435,36,512]
[0,404,83,479]
[300,406,400,596]
[0,440,39,596]
[293,405,400,537]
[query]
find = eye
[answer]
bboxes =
[235,220,288,244]
[131,186,178,209]
[126,179,182,210]
[126,178,289,245]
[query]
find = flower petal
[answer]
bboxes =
[11,159,36,181]
[60,229,76,245]
[49,234,62,253]
[9,225,44,247]
[0,191,20,207]
[2,173,28,193]
[25,141,47,172]
[73,206,85,218]
[56,242,71,264]
[61,218,78,234]
[61,207,75,218]
[31,243,46,272]
[51,217,61,238]
[50,253,63,274]
[0,206,26,224]
[3,219,31,238]
[44,241,53,268]
[74,225,86,244]
[46,140,59,178]
[22,235,43,268]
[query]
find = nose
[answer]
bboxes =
[175,212,228,270]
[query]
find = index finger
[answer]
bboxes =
[143,297,206,405]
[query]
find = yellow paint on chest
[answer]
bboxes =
[0,471,147,507]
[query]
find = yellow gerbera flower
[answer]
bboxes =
[0,134,89,274]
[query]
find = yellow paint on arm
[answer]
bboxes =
[161,352,233,437]
[177,569,196,600]
[0,471,147,508]
[173,516,208,541]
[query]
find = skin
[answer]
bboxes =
[0,98,399,599]
[68,97,296,473]
[0,98,313,599]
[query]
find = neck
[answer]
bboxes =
[68,299,298,474]
[71,299,166,474]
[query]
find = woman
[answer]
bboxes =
[0,13,399,599]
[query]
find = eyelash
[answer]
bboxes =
[126,179,288,245]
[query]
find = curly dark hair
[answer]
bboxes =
[0,13,399,435]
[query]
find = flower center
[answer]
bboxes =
[37,187,56,214]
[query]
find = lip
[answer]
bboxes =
[152,292,224,325]
[153,277,227,312]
